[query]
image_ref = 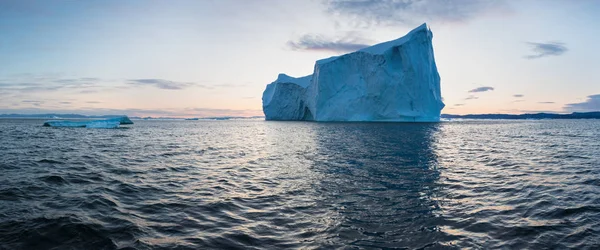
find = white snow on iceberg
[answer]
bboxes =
[262,23,444,122]
[43,116,133,129]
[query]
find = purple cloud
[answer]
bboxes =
[468,86,494,93]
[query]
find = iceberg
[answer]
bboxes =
[262,23,444,122]
[43,116,133,128]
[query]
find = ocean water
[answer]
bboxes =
[1,119,599,249]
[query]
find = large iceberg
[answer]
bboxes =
[43,116,133,129]
[262,23,444,122]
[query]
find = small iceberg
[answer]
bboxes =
[43,116,134,129]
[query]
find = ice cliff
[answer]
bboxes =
[262,23,444,122]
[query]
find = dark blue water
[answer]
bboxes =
[1,119,599,249]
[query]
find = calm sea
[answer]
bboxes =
[1,119,599,249]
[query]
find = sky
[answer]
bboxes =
[1,0,599,117]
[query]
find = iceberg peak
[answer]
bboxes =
[274,73,311,88]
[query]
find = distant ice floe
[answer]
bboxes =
[43,116,133,129]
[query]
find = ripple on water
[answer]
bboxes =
[0,119,599,249]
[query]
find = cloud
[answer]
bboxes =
[538,101,555,104]
[79,90,99,94]
[0,76,108,94]
[464,95,479,100]
[1,75,229,95]
[563,94,600,112]
[454,103,465,106]
[127,79,199,90]
[324,0,510,27]
[525,42,568,59]
[0,74,256,116]
[0,107,263,118]
[21,100,43,107]
[287,33,372,53]
[468,86,494,93]
[513,94,524,98]
[79,77,100,82]
[53,78,99,85]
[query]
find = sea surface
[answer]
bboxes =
[1,119,599,249]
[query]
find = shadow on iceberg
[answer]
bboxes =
[42,116,134,129]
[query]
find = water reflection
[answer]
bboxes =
[306,122,453,248]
